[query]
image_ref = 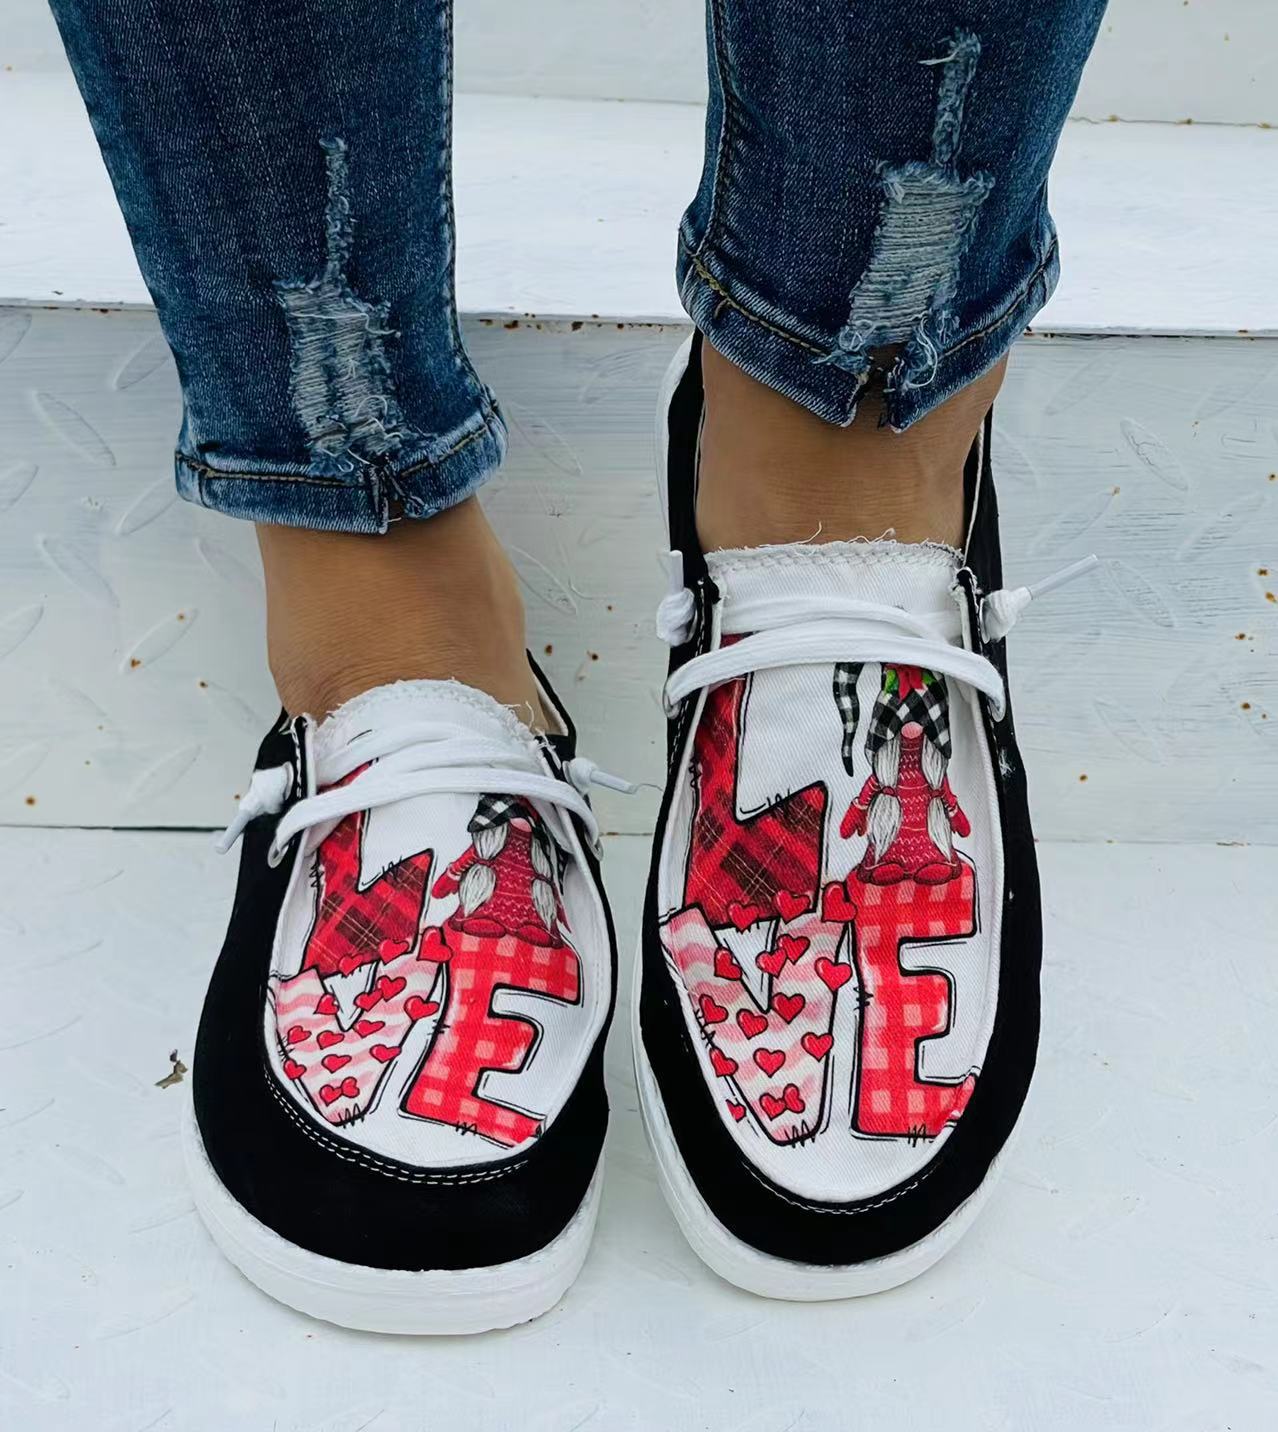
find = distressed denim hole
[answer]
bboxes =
[275,138,408,477]
[822,31,994,396]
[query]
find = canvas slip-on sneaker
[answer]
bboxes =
[635,334,1093,1298]
[186,669,617,1333]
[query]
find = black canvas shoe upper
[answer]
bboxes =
[193,671,616,1272]
[639,335,1056,1266]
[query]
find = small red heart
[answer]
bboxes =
[728,901,763,932]
[756,947,787,978]
[354,990,382,1011]
[378,975,406,1000]
[783,1083,805,1113]
[338,953,369,977]
[760,1092,784,1120]
[321,1053,351,1073]
[816,957,852,991]
[285,1025,307,1046]
[419,926,451,962]
[354,1018,385,1038]
[340,1076,359,1098]
[773,992,806,1023]
[315,993,339,1016]
[775,890,808,922]
[379,937,413,962]
[821,880,858,923]
[316,1029,343,1050]
[370,1044,400,1063]
[319,1084,341,1106]
[727,1101,747,1122]
[710,1047,738,1078]
[737,1008,769,1039]
[753,1048,785,1077]
[777,934,809,965]
[713,948,743,981]
[405,996,439,1021]
[283,1058,306,1080]
[802,1032,833,1061]
[699,993,728,1025]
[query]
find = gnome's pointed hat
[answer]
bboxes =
[865,665,953,760]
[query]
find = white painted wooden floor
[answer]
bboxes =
[1,830,1274,1431]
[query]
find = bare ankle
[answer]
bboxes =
[257,499,545,726]
[696,342,1006,552]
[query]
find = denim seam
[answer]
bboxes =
[698,0,735,263]
[681,232,1060,368]
[174,399,502,488]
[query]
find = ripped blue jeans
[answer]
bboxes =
[49,0,1107,533]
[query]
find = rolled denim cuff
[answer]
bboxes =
[175,399,507,533]
[678,229,1059,433]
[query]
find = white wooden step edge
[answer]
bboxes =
[2,71,1277,337]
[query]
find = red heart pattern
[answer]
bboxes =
[710,1047,738,1077]
[699,994,728,1025]
[726,1101,747,1121]
[737,1009,769,1039]
[816,957,852,991]
[353,990,382,1011]
[776,934,809,965]
[801,1031,833,1061]
[316,1029,344,1050]
[773,992,805,1023]
[756,947,787,977]
[354,1019,384,1038]
[321,1053,351,1073]
[775,890,809,922]
[370,1044,400,1063]
[713,948,743,980]
[315,993,339,1016]
[419,926,451,962]
[405,995,439,1021]
[728,901,764,932]
[821,880,858,924]
[379,937,413,962]
[283,1058,306,1080]
[753,1048,785,1077]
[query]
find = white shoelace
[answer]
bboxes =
[215,718,638,864]
[656,551,1098,720]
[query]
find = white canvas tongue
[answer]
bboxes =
[310,679,545,889]
[706,537,961,622]
[312,677,540,769]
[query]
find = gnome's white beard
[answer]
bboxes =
[922,736,954,858]
[866,737,902,859]
[458,822,507,915]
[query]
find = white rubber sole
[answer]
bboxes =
[183,1103,603,1334]
[630,943,1005,1300]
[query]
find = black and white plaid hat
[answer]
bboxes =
[832,664,862,777]
[864,667,952,759]
[467,793,527,833]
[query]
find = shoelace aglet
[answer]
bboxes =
[981,553,1099,643]
[213,764,293,855]
[1027,553,1099,599]
[565,755,643,796]
[655,549,696,646]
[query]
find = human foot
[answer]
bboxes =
[257,497,545,727]
[637,336,1083,1298]
[696,338,1006,552]
[188,674,615,1332]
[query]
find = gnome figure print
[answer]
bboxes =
[842,665,971,886]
